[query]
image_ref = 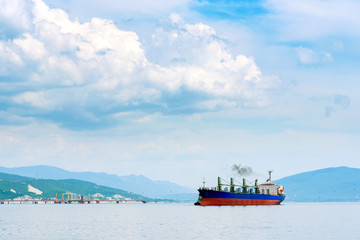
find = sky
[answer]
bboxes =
[0,0,359,188]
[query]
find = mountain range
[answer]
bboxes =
[0,165,196,200]
[1,165,360,202]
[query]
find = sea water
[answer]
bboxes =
[1,202,360,240]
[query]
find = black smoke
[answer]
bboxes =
[232,164,253,176]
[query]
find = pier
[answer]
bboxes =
[0,193,147,204]
[0,199,147,204]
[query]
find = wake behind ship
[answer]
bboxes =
[195,171,285,206]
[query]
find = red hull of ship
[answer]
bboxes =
[199,198,282,206]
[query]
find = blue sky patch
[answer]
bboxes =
[191,0,268,20]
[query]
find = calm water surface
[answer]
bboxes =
[1,202,360,239]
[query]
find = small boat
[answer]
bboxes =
[194,171,285,206]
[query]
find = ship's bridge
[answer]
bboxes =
[259,183,283,196]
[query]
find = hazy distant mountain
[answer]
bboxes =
[0,172,159,201]
[275,166,360,202]
[0,165,195,199]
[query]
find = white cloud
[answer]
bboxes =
[196,99,237,110]
[13,33,46,60]
[12,91,56,110]
[148,19,267,103]
[295,46,333,65]
[0,41,24,74]
[170,13,183,25]
[0,0,278,128]
[0,0,33,38]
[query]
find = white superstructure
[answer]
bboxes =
[259,183,282,195]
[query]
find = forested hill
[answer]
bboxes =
[275,166,360,202]
[0,172,166,202]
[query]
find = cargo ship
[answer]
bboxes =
[194,171,285,206]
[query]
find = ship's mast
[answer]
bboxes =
[217,177,222,191]
[230,178,234,193]
[268,170,272,183]
[255,179,259,194]
[242,178,247,193]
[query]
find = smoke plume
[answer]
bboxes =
[232,164,253,176]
